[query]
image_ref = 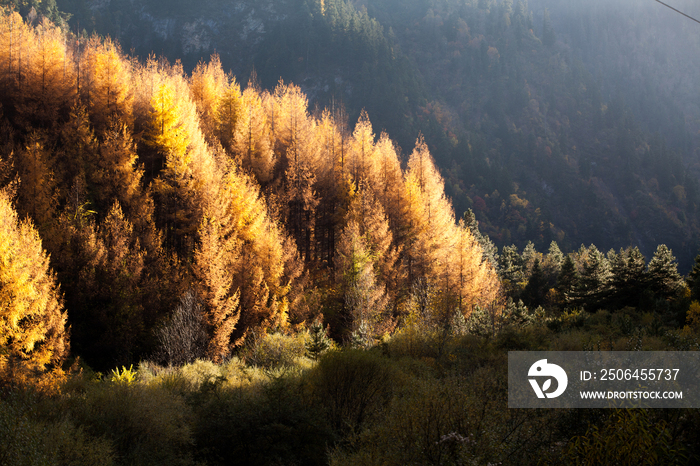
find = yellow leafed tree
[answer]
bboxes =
[0,190,68,378]
[452,219,500,313]
[145,81,190,165]
[402,136,455,283]
[336,219,390,343]
[345,179,401,306]
[89,37,134,132]
[16,132,58,235]
[190,54,227,143]
[217,166,289,335]
[143,66,219,252]
[93,120,143,216]
[193,216,241,362]
[15,18,74,129]
[233,86,274,183]
[214,78,242,154]
[347,110,378,184]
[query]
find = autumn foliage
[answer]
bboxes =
[0,189,68,379]
[0,10,499,370]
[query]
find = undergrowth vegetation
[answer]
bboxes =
[2,315,697,466]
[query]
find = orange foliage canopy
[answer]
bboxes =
[0,190,68,378]
[0,11,500,366]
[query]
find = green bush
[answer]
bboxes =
[329,377,477,466]
[69,380,195,466]
[386,320,448,361]
[193,373,332,466]
[244,331,310,370]
[0,392,114,466]
[547,308,589,332]
[310,349,396,435]
[565,409,688,465]
[495,326,550,351]
[329,363,561,466]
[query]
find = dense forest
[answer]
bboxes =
[0,6,504,370]
[47,0,700,271]
[2,2,700,465]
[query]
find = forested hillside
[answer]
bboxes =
[4,5,700,466]
[48,0,700,271]
[0,0,696,385]
[0,9,497,371]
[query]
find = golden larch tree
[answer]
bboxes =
[273,82,320,261]
[0,189,68,377]
[371,132,404,228]
[15,132,58,235]
[215,77,242,155]
[347,110,378,185]
[193,215,242,362]
[88,37,133,133]
[143,67,218,253]
[452,219,501,314]
[218,165,289,336]
[313,108,346,264]
[92,120,144,216]
[16,18,74,130]
[335,219,390,344]
[345,179,401,307]
[145,80,190,165]
[54,200,150,369]
[232,85,274,183]
[189,54,227,143]
[402,136,455,285]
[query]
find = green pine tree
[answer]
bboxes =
[687,253,700,301]
[463,209,498,270]
[557,255,579,307]
[306,318,332,360]
[523,258,547,308]
[648,245,683,300]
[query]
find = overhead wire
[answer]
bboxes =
[655,0,700,25]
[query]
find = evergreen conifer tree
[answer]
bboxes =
[648,245,684,300]
[687,253,700,301]
[572,245,611,310]
[464,208,498,270]
[557,254,579,306]
[610,247,647,309]
[523,258,547,307]
[306,318,332,360]
[499,244,524,294]
[542,8,556,46]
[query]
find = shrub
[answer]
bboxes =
[69,381,195,466]
[329,364,559,466]
[547,308,588,332]
[328,377,477,465]
[565,409,687,465]
[244,331,309,370]
[154,290,208,366]
[0,392,114,466]
[310,349,396,435]
[194,374,331,466]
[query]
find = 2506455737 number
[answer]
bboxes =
[600,368,679,381]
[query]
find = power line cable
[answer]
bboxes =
[655,0,700,25]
